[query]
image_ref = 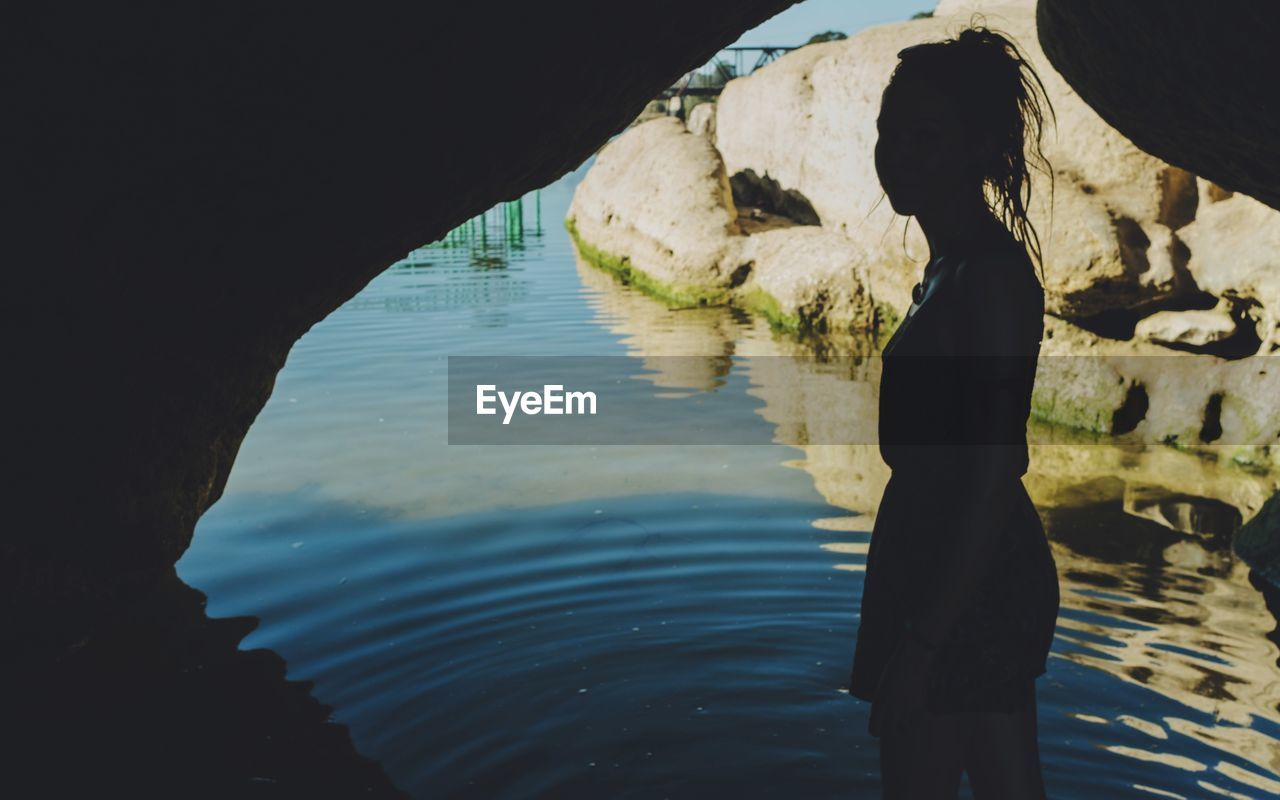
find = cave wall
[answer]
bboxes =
[10,569,410,796]
[1036,1,1280,211]
[8,2,799,603]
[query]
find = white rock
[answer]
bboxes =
[734,226,877,333]
[567,116,743,298]
[686,101,716,140]
[712,4,1228,318]
[1135,298,1237,347]
[1179,192,1280,353]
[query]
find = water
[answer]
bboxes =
[177,158,1280,798]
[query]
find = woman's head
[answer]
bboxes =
[874,23,1055,270]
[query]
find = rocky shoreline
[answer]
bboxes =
[566,0,1279,576]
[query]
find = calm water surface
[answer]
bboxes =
[177,158,1280,799]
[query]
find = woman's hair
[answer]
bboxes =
[887,20,1056,277]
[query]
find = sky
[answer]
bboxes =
[732,0,937,47]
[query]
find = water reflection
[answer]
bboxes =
[575,229,1280,797]
[162,168,1280,799]
[396,192,546,271]
[1046,498,1280,791]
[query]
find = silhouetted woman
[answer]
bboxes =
[847,25,1060,800]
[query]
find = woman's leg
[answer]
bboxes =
[961,697,1047,800]
[878,708,966,799]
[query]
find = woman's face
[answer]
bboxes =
[874,75,977,217]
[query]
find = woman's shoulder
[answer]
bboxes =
[947,244,1043,353]
[954,242,1038,285]
[951,245,1042,310]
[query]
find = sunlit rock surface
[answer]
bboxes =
[1135,299,1238,349]
[569,0,1280,361]
[734,226,878,336]
[574,259,1279,530]
[687,101,717,139]
[567,117,880,338]
[1179,191,1280,354]
[566,1,1280,468]
[713,1,1218,320]
[567,117,744,304]
[579,212,1280,584]
[1035,318,1279,467]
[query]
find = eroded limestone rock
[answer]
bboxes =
[734,226,878,335]
[686,101,717,139]
[713,2,1211,320]
[567,116,880,337]
[1179,193,1280,355]
[1036,317,1280,468]
[1136,298,1238,348]
[567,117,744,305]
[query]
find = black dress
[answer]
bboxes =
[847,245,1059,719]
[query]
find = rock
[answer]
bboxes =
[570,194,1280,594]
[564,256,1280,529]
[734,226,877,336]
[735,206,802,236]
[563,0,1280,475]
[1235,491,1280,589]
[712,2,1271,320]
[1034,317,1280,469]
[567,117,745,305]
[9,570,413,796]
[686,101,717,139]
[633,102,669,127]
[1036,0,1280,212]
[1178,193,1280,354]
[1030,317,1137,433]
[567,116,879,338]
[728,168,821,226]
[1135,298,1237,348]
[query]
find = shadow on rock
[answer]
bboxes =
[5,569,408,799]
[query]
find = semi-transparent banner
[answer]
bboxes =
[446,355,1278,446]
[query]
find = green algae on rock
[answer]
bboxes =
[564,217,731,309]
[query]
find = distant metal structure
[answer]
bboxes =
[395,190,544,270]
[659,45,798,103]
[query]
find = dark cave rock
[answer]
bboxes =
[8,1,800,603]
[1037,1,1280,211]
